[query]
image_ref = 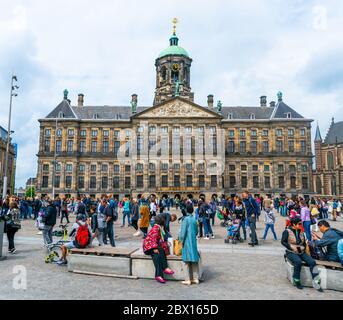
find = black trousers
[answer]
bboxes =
[198,221,203,237]
[103,222,115,247]
[60,211,69,224]
[248,216,258,244]
[140,227,148,238]
[146,248,168,278]
[131,219,138,230]
[286,251,318,280]
[7,227,17,251]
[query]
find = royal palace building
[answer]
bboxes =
[313,119,343,199]
[36,25,314,199]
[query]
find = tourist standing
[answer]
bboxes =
[262,205,277,241]
[4,202,21,254]
[300,200,312,241]
[179,204,200,285]
[131,198,141,236]
[104,200,116,247]
[121,197,132,227]
[242,191,260,246]
[42,199,57,245]
[139,198,150,238]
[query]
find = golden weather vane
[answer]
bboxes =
[172,17,178,35]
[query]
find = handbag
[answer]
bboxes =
[7,219,21,230]
[174,239,183,256]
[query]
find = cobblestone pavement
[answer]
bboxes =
[1,208,343,300]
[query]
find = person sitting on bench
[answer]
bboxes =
[281,217,322,291]
[311,220,343,263]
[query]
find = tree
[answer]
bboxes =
[25,186,35,198]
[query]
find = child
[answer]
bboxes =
[225,219,239,244]
[262,207,277,241]
[234,200,246,241]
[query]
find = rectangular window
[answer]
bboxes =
[291,176,296,189]
[241,164,247,171]
[91,164,97,172]
[114,141,120,156]
[264,165,270,172]
[103,130,109,138]
[230,176,236,188]
[229,164,235,171]
[56,140,62,153]
[136,163,143,171]
[125,130,131,138]
[300,128,306,136]
[240,141,246,153]
[300,140,306,153]
[253,176,259,189]
[101,177,108,189]
[276,129,283,137]
[80,141,86,153]
[252,165,258,171]
[278,164,284,173]
[101,164,108,172]
[161,175,168,187]
[173,136,180,154]
[67,140,73,153]
[174,163,180,170]
[65,176,72,189]
[78,176,85,189]
[262,130,268,137]
[66,164,73,172]
[113,176,119,189]
[263,141,269,153]
[161,126,168,134]
[241,176,247,188]
[137,137,143,153]
[149,139,156,152]
[42,176,49,188]
[265,176,271,189]
[198,163,204,171]
[288,140,295,153]
[251,130,257,137]
[125,177,131,189]
[161,137,168,154]
[55,162,61,172]
[185,126,192,134]
[186,163,192,171]
[114,130,120,139]
[198,127,204,134]
[125,141,131,157]
[185,137,192,153]
[276,140,283,152]
[79,164,85,172]
[149,175,156,188]
[228,130,235,137]
[149,126,156,134]
[186,175,193,187]
[45,129,51,137]
[149,163,156,171]
[288,129,294,136]
[54,176,60,188]
[210,175,217,188]
[80,130,86,137]
[290,165,296,174]
[278,176,285,189]
[43,164,49,171]
[136,176,144,188]
[91,130,98,137]
[302,177,308,189]
[161,163,168,171]
[114,164,120,173]
[103,141,109,153]
[228,141,235,153]
[137,126,144,133]
[199,175,205,188]
[68,129,74,137]
[90,176,97,189]
[91,141,97,153]
[251,141,257,154]
[240,130,246,138]
[125,165,131,172]
[302,164,308,172]
[174,175,180,187]
[44,139,51,152]
[209,126,216,134]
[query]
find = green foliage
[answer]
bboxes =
[25,186,35,198]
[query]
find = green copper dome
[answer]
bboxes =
[158,34,190,58]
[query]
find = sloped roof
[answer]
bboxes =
[221,106,274,120]
[324,121,343,144]
[272,101,304,119]
[72,106,148,120]
[46,100,77,119]
[315,124,322,142]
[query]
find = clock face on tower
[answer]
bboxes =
[172,63,180,72]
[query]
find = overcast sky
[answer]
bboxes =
[1,0,343,187]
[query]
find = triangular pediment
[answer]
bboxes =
[133,97,222,119]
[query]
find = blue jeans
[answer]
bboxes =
[203,218,213,236]
[263,224,277,240]
[122,211,131,226]
[303,221,312,241]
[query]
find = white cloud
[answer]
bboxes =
[0,0,342,187]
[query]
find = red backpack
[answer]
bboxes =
[75,225,90,248]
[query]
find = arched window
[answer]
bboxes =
[327,151,334,170]
[316,177,322,194]
[58,111,64,118]
[160,66,167,81]
[250,113,255,120]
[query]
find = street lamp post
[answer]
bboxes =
[2,75,18,200]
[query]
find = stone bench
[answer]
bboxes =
[285,258,343,292]
[131,249,203,281]
[68,247,139,278]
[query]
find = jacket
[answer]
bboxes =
[263,209,275,225]
[143,224,163,253]
[179,215,199,263]
[315,228,343,262]
[131,204,139,221]
[243,196,260,218]
[44,205,57,226]
[281,227,306,254]
[139,205,150,228]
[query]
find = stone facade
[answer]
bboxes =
[0,126,16,196]
[36,29,314,200]
[313,119,343,199]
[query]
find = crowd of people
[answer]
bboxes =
[1,191,342,289]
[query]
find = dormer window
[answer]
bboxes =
[250,113,255,120]
[93,113,99,119]
[116,114,122,120]
[228,113,233,119]
[58,112,64,118]
[286,112,292,119]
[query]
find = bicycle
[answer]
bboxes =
[44,224,69,263]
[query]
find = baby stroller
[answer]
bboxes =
[224,219,241,244]
[217,208,231,227]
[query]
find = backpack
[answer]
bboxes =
[205,206,213,219]
[337,239,343,261]
[97,212,107,231]
[75,225,90,249]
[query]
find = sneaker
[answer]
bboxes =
[203,236,210,240]
[181,280,192,286]
[211,234,215,239]
[293,279,303,290]
[10,249,17,254]
[155,276,166,284]
[191,279,200,285]
[312,275,322,291]
[248,243,255,247]
[163,268,174,275]
[57,259,67,266]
